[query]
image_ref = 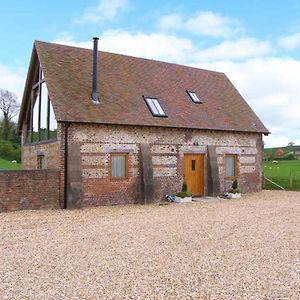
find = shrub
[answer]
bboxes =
[229,180,241,194]
[177,182,192,198]
[176,191,192,198]
[0,140,21,162]
[271,153,295,161]
[182,182,188,192]
[285,153,295,160]
[232,180,238,190]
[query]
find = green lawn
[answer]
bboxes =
[0,158,21,170]
[263,160,300,190]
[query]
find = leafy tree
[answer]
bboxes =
[275,148,284,157]
[0,140,21,161]
[0,89,20,141]
[288,141,295,147]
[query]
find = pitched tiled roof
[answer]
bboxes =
[19,41,269,134]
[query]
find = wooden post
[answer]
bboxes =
[289,171,293,189]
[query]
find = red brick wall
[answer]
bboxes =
[83,177,142,206]
[21,122,65,207]
[0,170,60,212]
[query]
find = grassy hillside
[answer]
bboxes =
[0,140,21,162]
[0,158,21,170]
[264,145,300,158]
[263,160,300,190]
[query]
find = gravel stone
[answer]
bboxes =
[1,190,300,299]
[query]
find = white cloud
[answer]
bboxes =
[54,32,270,63]
[100,30,194,61]
[198,58,300,147]
[53,30,194,62]
[194,38,272,62]
[0,64,25,120]
[0,64,25,103]
[278,32,300,51]
[158,14,182,31]
[76,0,128,24]
[158,11,242,38]
[264,135,299,149]
[185,11,240,38]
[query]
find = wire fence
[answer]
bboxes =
[263,168,300,191]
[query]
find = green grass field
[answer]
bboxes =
[0,158,21,170]
[263,160,300,190]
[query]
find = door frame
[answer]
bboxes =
[183,153,206,196]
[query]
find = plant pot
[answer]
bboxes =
[227,193,241,199]
[174,196,192,203]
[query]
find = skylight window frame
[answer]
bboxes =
[143,96,168,118]
[186,90,203,104]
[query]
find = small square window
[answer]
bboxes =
[225,155,237,178]
[187,90,202,103]
[111,154,128,179]
[143,96,167,117]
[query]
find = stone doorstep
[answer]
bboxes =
[192,196,221,202]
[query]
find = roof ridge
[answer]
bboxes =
[34,40,225,76]
[20,40,268,134]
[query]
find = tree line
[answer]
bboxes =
[0,88,21,162]
[0,88,20,143]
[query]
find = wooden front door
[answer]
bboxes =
[183,154,204,196]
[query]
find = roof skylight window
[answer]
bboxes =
[143,96,167,117]
[187,90,202,103]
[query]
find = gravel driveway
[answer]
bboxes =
[1,190,300,299]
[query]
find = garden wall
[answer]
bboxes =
[0,170,60,213]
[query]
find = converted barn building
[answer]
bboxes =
[18,38,269,208]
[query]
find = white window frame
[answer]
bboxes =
[110,153,128,180]
[186,90,202,103]
[225,154,237,179]
[143,96,167,117]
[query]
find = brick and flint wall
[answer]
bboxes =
[22,140,60,169]
[21,122,263,207]
[67,123,263,206]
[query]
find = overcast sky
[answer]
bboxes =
[1,0,300,147]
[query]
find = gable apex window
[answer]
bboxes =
[186,90,202,103]
[25,64,57,143]
[143,96,167,117]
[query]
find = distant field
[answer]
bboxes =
[0,158,21,170]
[264,145,300,156]
[263,160,300,190]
